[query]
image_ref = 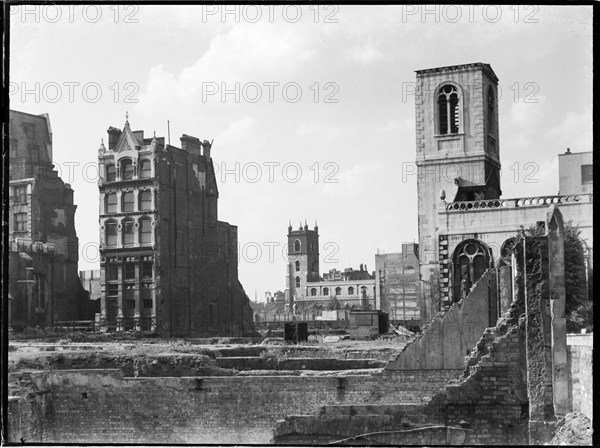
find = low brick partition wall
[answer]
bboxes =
[567,333,593,422]
[7,368,461,444]
[215,357,386,370]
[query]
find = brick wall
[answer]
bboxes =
[7,369,460,444]
[567,334,593,421]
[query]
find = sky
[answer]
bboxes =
[9,5,593,302]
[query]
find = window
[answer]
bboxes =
[122,219,135,245]
[105,193,117,213]
[121,159,134,180]
[23,123,34,138]
[106,164,116,182]
[295,260,300,272]
[13,186,27,203]
[487,86,495,135]
[310,243,315,252]
[140,218,152,244]
[28,145,39,162]
[139,190,152,211]
[360,286,367,297]
[107,264,118,281]
[323,287,329,296]
[139,159,152,178]
[143,299,153,309]
[335,287,342,296]
[310,288,317,296]
[295,276,300,288]
[348,286,355,295]
[14,213,27,231]
[126,299,136,309]
[582,165,593,184]
[438,84,460,135]
[125,263,136,280]
[122,192,134,212]
[105,222,117,246]
[107,284,119,296]
[294,240,301,252]
[142,262,153,280]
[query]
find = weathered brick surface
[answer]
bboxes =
[7,368,461,444]
[567,340,593,422]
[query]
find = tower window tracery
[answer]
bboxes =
[438,84,461,135]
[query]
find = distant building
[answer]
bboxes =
[8,110,91,327]
[96,116,253,336]
[375,243,420,323]
[79,270,102,318]
[285,222,376,312]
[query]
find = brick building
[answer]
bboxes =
[285,222,376,312]
[375,243,420,324]
[414,63,593,322]
[8,110,93,327]
[97,116,253,336]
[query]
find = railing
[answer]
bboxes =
[445,193,592,212]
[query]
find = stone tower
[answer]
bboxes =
[286,221,320,308]
[415,63,501,321]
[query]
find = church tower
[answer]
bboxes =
[415,63,501,321]
[286,221,320,308]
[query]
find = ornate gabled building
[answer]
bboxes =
[8,110,93,327]
[414,63,593,322]
[97,116,253,336]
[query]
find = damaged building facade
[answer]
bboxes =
[285,222,376,312]
[97,117,253,336]
[7,110,93,328]
[415,63,593,322]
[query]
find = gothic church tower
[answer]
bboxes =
[286,221,320,308]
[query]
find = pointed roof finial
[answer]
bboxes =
[125,111,129,126]
[153,130,156,138]
[98,138,106,154]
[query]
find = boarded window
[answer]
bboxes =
[121,159,134,180]
[105,193,117,213]
[140,219,152,244]
[105,222,117,246]
[106,164,116,182]
[122,192,134,212]
[139,190,152,211]
[582,164,593,184]
[122,220,135,245]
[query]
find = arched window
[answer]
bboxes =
[294,240,301,252]
[295,276,300,288]
[360,286,367,297]
[139,190,152,211]
[122,191,134,212]
[335,287,342,296]
[487,86,495,135]
[438,84,461,135]
[139,159,152,178]
[311,288,317,296]
[452,239,492,303]
[121,159,134,180]
[348,286,355,295]
[105,221,117,247]
[295,260,300,272]
[122,218,135,245]
[323,287,329,296]
[106,164,116,182]
[140,218,152,245]
[105,193,117,213]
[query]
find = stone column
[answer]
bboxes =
[545,205,570,416]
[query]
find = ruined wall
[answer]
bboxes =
[386,269,497,370]
[567,333,593,422]
[7,369,460,444]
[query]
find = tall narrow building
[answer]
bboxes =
[97,117,253,336]
[8,110,92,327]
